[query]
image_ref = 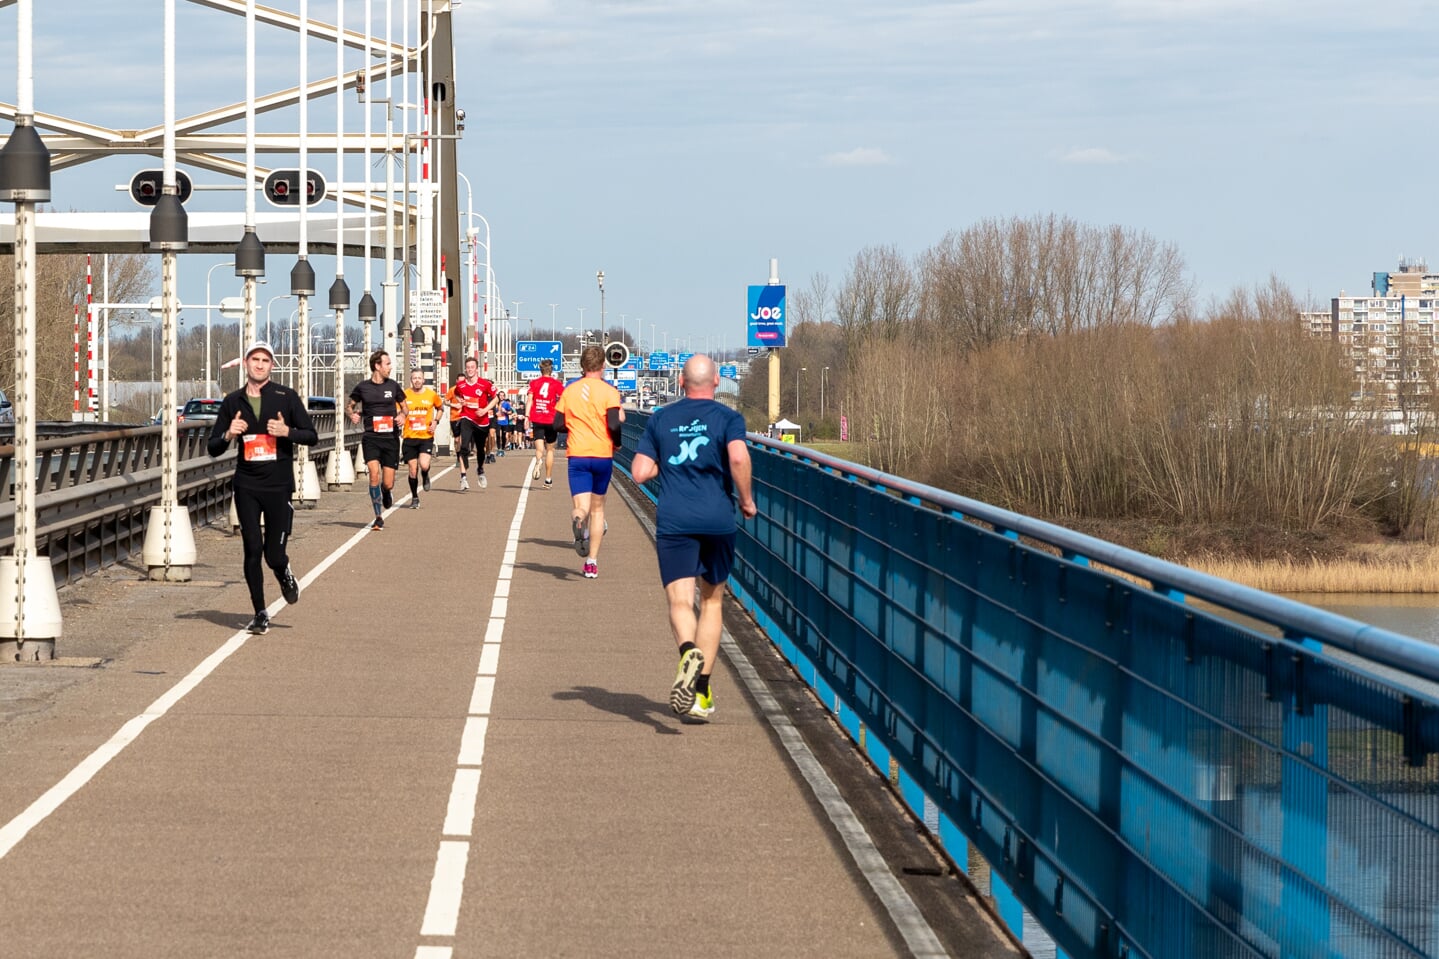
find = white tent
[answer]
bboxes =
[773,418,801,431]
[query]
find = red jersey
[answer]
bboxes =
[526,376,564,424]
[453,376,497,426]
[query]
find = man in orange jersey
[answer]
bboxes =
[402,368,445,509]
[553,345,624,579]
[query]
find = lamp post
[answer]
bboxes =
[265,293,295,348]
[596,270,605,339]
[821,366,829,419]
[205,260,235,389]
[549,303,558,338]
[514,300,525,338]
[796,366,806,417]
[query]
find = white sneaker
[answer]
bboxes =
[459,475,470,492]
[480,474,488,490]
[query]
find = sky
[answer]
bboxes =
[4,0,1439,353]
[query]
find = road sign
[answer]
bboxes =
[408,289,445,328]
[719,364,738,379]
[678,352,694,368]
[614,369,638,391]
[647,351,672,370]
[219,296,245,320]
[517,340,563,375]
[747,284,786,348]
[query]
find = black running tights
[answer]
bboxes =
[233,486,294,614]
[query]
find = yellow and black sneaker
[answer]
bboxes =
[669,648,705,714]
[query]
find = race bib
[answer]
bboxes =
[243,434,277,462]
[372,415,395,433]
[407,411,430,431]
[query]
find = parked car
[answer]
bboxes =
[0,387,12,425]
[178,398,224,425]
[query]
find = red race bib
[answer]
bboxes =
[242,434,277,462]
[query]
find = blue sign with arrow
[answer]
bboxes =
[517,340,562,377]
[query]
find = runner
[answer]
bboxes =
[553,345,624,578]
[206,341,318,635]
[445,380,463,459]
[526,358,563,490]
[347,349,408,530]
[453,355,498,491]
[630,354,756,721]
[402,368,445,509]
[495,395,513,455]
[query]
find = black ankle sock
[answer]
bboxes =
[679,641,697,657]
[695,673,711,695]
[422,468,430,482]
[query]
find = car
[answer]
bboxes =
[179,398,223,425]
[0,387,12,425]
[307,396,336,411]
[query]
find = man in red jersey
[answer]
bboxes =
[526,357,564,490]
[452,356,498,491]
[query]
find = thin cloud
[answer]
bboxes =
[822,147,894,167]
[1059,147,1129,165]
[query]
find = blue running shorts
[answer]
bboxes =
[567,456,614,496]
[656,532,736,587]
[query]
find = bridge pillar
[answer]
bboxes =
[142,503,196,582]
[325,446,355,490]
[0,556,62,662]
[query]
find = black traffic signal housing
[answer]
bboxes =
[263,169,326,207]
[129,169,192,206]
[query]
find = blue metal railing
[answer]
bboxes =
[620,416,1439,959]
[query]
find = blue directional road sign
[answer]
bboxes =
[747,284,786,348]
[615,369,638,391]
[719,364,738,379]
[517,340,562,377]
[648,351,672,370]
[678,352,695,368]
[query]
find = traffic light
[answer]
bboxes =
[605,341,630,369]
[129,169,192,206]
[263,169,326,207]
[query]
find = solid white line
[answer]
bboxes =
[613,479,948,959]
[420,840,470,936]
[456,716,489,767]
[442,768,483,837]
[469,675,496,716]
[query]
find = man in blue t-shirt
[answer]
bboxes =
[632,354,757,723]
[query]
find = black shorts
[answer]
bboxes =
[402,438,434,462]
[362,434,401,469]
[533,423,558,444]
[460,419,490,449]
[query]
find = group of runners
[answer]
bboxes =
[208,342,756,723]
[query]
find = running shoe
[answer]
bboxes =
[532,461,541,480]
[371,516,385,531]
[583,560,598,579]
[459,475,470,492]
[480,474,488,490]
[670,648,706,714]
[687,690,715,721]
[246,611,270,635]
[422,475,432,492]
[382,487,393,509]
[543,478,552,489]
[409,497,421,509]
[571,515,589,556]
[278,566,300,604]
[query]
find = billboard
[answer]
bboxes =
[747,284,786,348]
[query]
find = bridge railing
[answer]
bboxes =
[0,414,349,584]
[620,415,1439,959]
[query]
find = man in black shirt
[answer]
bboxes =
[347,349,409,530]
[207,341,318,635]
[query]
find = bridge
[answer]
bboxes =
[2,419,1438,958]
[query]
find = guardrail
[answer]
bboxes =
[0,415,352,584]
[619,414,1439,959]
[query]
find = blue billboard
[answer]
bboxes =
[747,284,786,348]
[517,340,562,377]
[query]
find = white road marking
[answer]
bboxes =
[477,643,501,676]
[443,769,483,837]
[456,716,489,767]
[469,675,496,715]
[420,840,471,936]
[0,466,461,863]
[414,947,453,959]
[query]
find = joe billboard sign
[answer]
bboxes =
[747,285,786,348]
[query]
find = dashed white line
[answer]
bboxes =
[443,769,483,837]
[420,840,471,936]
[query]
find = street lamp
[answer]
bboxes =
[821,366,830,419]
[797,366,806,417]
[514,300,525,338]
[265,293,295,346]
[549,303,558,339]
[596,270,605,337]
[205,260,235,389]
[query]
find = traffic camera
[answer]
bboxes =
[129,169,192,206]
[605,342,630,368]
[262,169,327,207]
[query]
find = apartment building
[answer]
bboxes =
[1304,259,1439,406]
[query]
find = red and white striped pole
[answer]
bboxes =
[72,304,80,417]
[85,254,97,416]
[438,253,448,370]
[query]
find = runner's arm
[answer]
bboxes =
[630,452,658,485]
[729,439,757,518]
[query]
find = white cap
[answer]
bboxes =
[244,341,275,360]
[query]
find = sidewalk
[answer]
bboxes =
[0,451,1017,958]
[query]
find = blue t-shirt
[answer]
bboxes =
[637,399,748,535]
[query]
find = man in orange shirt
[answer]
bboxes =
[554,345,624,579]
[402,368,445,508]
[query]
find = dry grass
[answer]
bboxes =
[1187,545,1439,593]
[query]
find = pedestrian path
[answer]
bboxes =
[0,452,1017,958]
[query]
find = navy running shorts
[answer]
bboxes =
[567,456,614,496]
[655,532,736,587]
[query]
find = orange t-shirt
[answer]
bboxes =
[555,376,622,458]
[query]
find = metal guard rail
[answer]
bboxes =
[0,415,351,584]
[616,414,1439,959]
